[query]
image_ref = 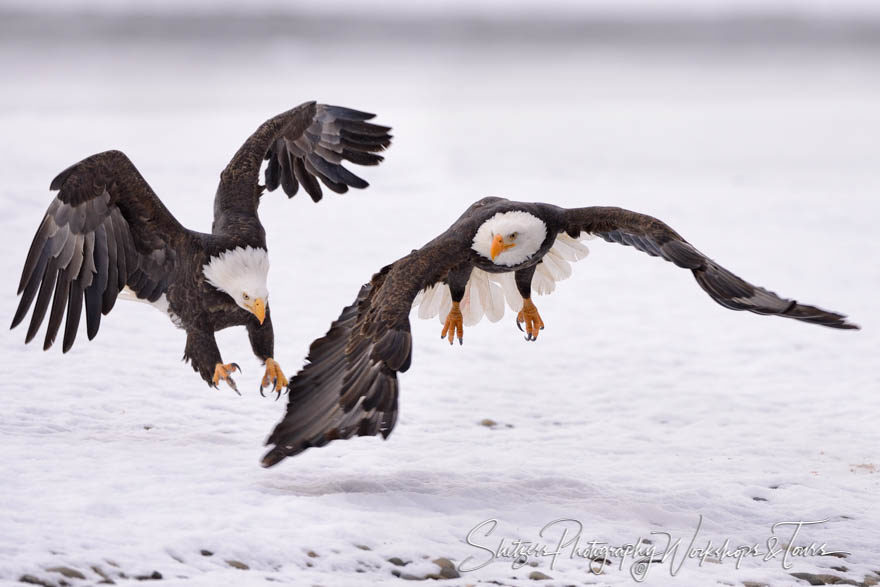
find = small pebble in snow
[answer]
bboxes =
[144,425,153,430]
[529,571,552,580]
[306,550,318,558]
[387,557,408,567]
[823,551,848,559]
[752,497,768,502]
[91,566,114,584]
[432,558,460,579]
[134,571,162,581]
[355,544,371,551]
[789,572,858,585]
[200,550,213,557]
[47,567,85,580]
[742,582,769,587]
[226,560,249,570]
[19,576,54,587]
[480,419,497,428]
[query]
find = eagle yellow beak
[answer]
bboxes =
[249,298,266,324]
[490,234,516,260]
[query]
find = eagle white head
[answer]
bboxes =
[203,246,270,323]
[472,210,547,266]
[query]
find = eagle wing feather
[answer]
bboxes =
[11,150,187,351]
[215,101,391,221]
[262,235,469,467]
[564,206,858,329]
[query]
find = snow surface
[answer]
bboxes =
[1,31,879,587]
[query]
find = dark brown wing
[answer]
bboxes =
[215,101,391,219]
[565,206,858,329]
[262,235,469,467]
[11,150,188,352]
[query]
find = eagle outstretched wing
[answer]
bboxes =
[565,206,858,329]
[215,101,392,214]
[262,235,470,467]
[11,150,188,352]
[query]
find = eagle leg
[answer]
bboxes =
[260,357,289,400]
[516,298,544,342]
[212,362,242,396]
[440,301,464,345]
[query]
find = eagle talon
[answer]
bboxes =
[260,358,288,399]
[441,301,464,346]
[516,298,545,342]
[212,362,242,395]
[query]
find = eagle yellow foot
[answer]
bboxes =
[260,357,289,399]
[441,301,464,345]
[517,298,545,342]
[212,362,241,396]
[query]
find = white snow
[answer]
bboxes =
[0,30,878,587]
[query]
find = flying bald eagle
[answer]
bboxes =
[11,101,391,394]
[262,196,858,466]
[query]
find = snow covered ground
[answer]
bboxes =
[1,26,878,587]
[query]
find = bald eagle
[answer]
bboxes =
[11,101,391,395]
[262,196,858,466]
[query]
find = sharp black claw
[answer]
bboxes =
[516,320,524,332]
[458,337,463,345]
[260,385,267,398]
[230,362,241,373]
[227,377,240,395]
[275,389,281,401]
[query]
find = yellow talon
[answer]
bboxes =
[441,301,464,345]
[212,362,241,395]
[516,298,545,341]
[260,357,288,398]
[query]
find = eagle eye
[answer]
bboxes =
[509,232,518,240]
[243,293,250,301]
